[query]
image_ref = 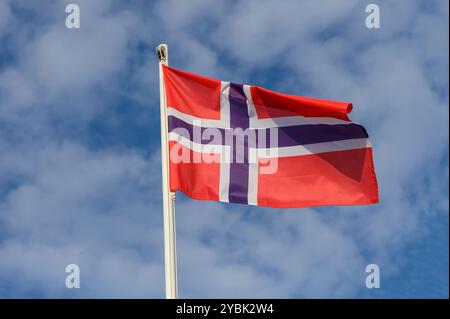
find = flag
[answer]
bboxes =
[163,65,379,208]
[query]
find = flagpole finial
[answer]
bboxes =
[156,44,168,63]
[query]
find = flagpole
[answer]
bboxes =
[156,43,178,299]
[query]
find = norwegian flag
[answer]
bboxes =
[163,65,379,208]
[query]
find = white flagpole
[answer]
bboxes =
[156,43,178,299]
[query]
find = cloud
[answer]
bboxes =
[0,0,448,298]
[0,141,164,297]
[0,1,12,38]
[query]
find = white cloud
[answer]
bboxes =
[0,0,448,298]
[0,1,12,38]
[0,141,164,297]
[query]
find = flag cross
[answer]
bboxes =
[167,80,370,206]
[227,82,251,204]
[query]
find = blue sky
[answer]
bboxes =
[0,0,448,298]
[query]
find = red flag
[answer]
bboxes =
[163,65,379,208]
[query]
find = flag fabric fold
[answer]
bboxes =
[163,65,379,208]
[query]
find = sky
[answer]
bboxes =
[0,0,448,298]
